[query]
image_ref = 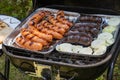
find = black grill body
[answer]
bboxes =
[32,0,120,12]
[2,0,120,80]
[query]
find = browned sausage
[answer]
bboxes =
[16,36,43,51]
[41,28,63,39]
[28,26,53,42]
[39,20,66,35]
[56,10,73,27]
[48,16,69,30]
[21,28,48,46]
[30,11,51,24]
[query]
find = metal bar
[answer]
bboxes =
[0,72,7,80]
[0,50,3,56]
[4,56,10,80]
[32,0,40,10]
[32,0,36,10]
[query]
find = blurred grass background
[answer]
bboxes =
[0,0,32,20]
[0,0,120,80]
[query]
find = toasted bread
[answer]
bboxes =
[0,20,13,44]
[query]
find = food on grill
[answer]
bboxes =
[91,39,106,48]
[36,21,64,39]
[21,28,48,46]
[65,21,102,46]
[107,17,120,26]
[72,45,83,53]
[78,47,93,54]
[41,28,63,39]
[13,8,118,56]
[103,25,116,33]
[56,43,73,52]
[56,43,93,54]
[0,36,5,44]
[15,10,73,51]
[0,20,13,44]
[97,32,113,41]
[0,20,8,30]
[91,32,114,55]
[37,20,66,35]
[93,45,107,55]
[73,23,100,37]
[64,15,104,47]
[56,10,73,26]
[65,32,93,46]
[30,11,51,24]
[48,15,70,30]
[106,39,114,46]
[79,15,102,23]
[16,36,43,50]
[56,15,118,55]
[28,26,53,42]
[91,32,113,48]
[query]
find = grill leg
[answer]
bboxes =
[32,0,37,10]
[0,50,3,57]
[4,56,10,80]
[0,72,7,80]
[107,62,114,80]
[107,46,120,80]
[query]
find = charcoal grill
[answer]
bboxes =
[2,0,120,80]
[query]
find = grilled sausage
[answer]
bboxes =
[21,28,48,46]
[56,10,73,27]
[41,28,63,39]
[28,26,53,42]
[39,20,66,35]
[16,36,43,51]
[79,16,102,23]
[30,11,51,24]
[57,10,65,17]
[66,32,93,46]
[48,16,69,30]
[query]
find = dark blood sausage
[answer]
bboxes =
[65,30,80,36]
[74,23,101,37]
[65,32,93,46]
[64,15,103,46]
[79,16,102,23]
[74,23,100,30]
[73,23,100,38]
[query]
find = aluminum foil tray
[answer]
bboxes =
[3,7,80,55]
[55,14,120,57]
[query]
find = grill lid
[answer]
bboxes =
[32,0,120,13]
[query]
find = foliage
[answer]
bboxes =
[0,0,32,20]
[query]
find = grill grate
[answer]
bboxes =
[8,47,108,65]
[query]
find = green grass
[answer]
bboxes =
[0,0,33,80]
[0,0,120,80]
[0,0,32,20]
